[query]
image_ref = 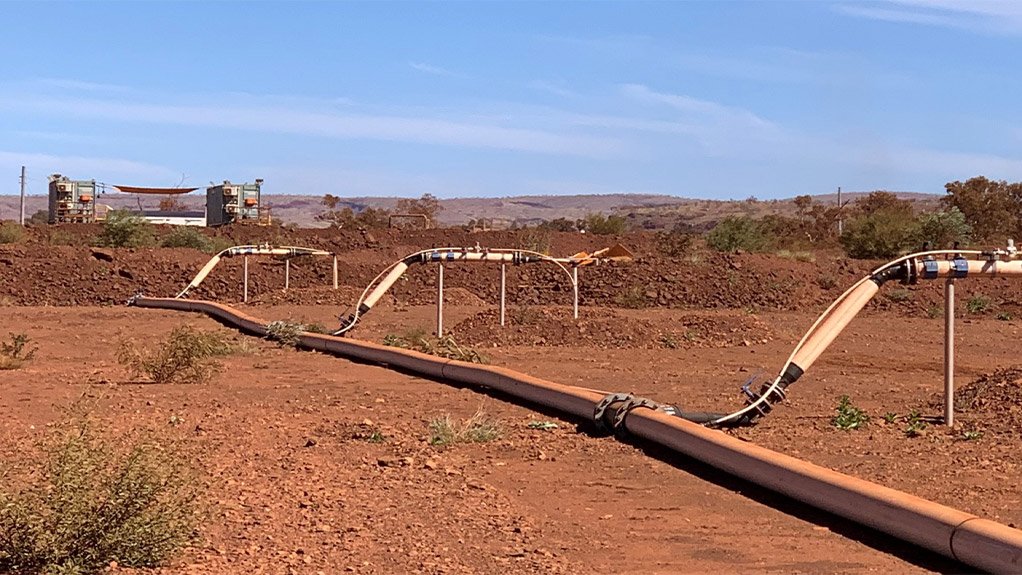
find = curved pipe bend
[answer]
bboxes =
[129,295,1022,574]
[710,247,1022,427]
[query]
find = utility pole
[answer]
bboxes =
[836,186,843,236]
[19,166,26,225]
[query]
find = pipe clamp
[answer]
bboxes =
[593,393,633,432]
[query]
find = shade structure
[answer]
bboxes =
[113,185,199,195]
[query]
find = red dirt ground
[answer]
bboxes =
[2,227,1022,573]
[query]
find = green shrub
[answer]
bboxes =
[774,249,815,262]
[885,289,912,303]
[966,295,992,314]
[654,225,696,257]
[160,227,225,253]
[706,216,769,252]
[579,213,628,235]
[383,333,486,363]
[516,228,552,254]
[429,408,501,446]
[97,210,154,248]
[839,211,920,259]
[117,326,230,384]
[832,395,869,431]
[0,333,37,370]
[0,418,200,574]
[0,221,24,244]
[614,286,650,309]
[918,207,972,249]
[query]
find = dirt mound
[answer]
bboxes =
[449,306,774,349]
[930,367,1022,435]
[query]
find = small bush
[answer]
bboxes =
[775,249,815,262]
[832,395,869,431]
[118,326,230,384]
[265,320,307,347]
[614,286,650,309]
[429,408,502,446]
[996,311,1013,321]
[918,207,972,249]
[840,212,919,259]
[159,228,228,254]
[966,295,992,314]
[706,216,769,252]
[383,332,486,363]
[816,276,838,290]
[47,229,84,246]
[516,228,551,254]
[97,210,154,248]
[0,333,37,370]
[654,227,696,258]
[26,210,49,227]
[885,289,912,303]
[0,418,200,574]
[0,221,24,244]
[903,410,927,437]
[926,305,943,319]
[579,213,628,235]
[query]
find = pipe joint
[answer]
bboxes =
[950,256,969,279]
[871,262,910,286]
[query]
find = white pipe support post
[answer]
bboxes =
[572,266,579,320]
[437,263,445,337]
[500,264,506,327]
[944,278,955,427]
[243,256,249,303]
[285,259,290,290]
[332,256,338,289]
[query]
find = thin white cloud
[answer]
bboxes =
[0,150,180,183]
[32,78,132,92]
[620,83,776,130]
[837,1,1022,34]
[0,95,623,158]
[408,61,462,77]
[529,80,576,98]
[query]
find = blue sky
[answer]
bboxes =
[1,0,1021,200]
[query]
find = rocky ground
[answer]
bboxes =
[2,226,1022,573]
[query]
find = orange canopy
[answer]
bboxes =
[113,185,199,195]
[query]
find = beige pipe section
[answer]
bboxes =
[915,259,1022,278]
[132,295,1022,574]
[790,280,880,372]
[363,262,409,308]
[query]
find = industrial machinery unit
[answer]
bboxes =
[206,179,263,227]
[48,174,97,224]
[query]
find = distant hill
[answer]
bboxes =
[0,191,942,229]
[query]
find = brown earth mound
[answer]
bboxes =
[929,367,1022,435]
[449,306,774,349]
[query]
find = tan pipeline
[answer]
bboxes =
[130,295,1022,573]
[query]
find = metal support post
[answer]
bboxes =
[19,166,26,226]
[243,256,249,303]
[436,263,445,337]
[944,278,955,427]
[285,259,290,290]
[572,266,579,320]
[499,264,506,327]
[332,256,338,289]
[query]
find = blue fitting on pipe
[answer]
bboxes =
[951,257,969,278]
